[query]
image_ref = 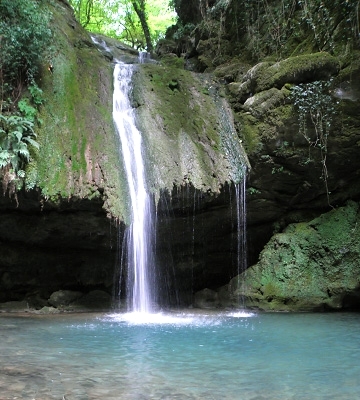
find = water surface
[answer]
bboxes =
[1,311,359,399]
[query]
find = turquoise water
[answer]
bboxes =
[0,311,359,399]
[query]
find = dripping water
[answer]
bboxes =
[235,178,247,307]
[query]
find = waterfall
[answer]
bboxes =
[113,62,154,314]
[235,178,247,307]
[235,179,247,276]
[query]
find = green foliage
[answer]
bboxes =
[271,166,284,175]
[69,0,175,50]
[247,187,261,195]
[171,22,196,40]
[28,83,45,106]
[220,0,360,61]
[0,114,39,175]
[18,100,37,123]
[147,0,176,42]
[0,0,52,105]
[18,82,45,123]
[298,0,360,51]
[0,0,48,191]
[291,80,335,148]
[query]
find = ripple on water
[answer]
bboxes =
[0,311,359,399]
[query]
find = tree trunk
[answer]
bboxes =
[131,0,153,52]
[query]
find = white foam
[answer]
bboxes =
[227,310,255,318]
[106,310,255,326]
[107,312,196,325]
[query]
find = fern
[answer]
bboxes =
[0,114,39,179]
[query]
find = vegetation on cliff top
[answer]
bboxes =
[68,0,176,51]
[0,0,52,195]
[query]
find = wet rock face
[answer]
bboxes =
[0,190,118,304]
[155,184,242,306]
[0,184,244,309]
[223,56,360,263]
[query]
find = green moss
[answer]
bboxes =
[133,64,219,143]
[160,54,185,69]
[262,281,280,298]
[238,201,360,311]
[237,113,260,154]
[23,1,128,219]
[290,37,318,57]
[129,62,249,191]
[255,52,340,92]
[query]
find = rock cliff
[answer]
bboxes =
[223,201,360,311]
[167,0,360,310]
[1,0,360,312]
[0,0,248,310]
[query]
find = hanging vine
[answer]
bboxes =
[291,80,336,207]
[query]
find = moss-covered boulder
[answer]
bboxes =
[228,53,340,104]
[131,63,249,194]
[242,87,291,118]
[224,201,360,311]
[255,52,340,92]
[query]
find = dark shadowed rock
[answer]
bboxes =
[49,290,84,307]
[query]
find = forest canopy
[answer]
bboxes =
[68,0,176,51]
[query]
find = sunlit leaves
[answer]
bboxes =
[0,0,52,93]
[69,0,176,49]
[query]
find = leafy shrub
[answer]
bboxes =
[0,0,50,193]
[0,114,39,174]
[0,0,52,105]
[18,100,38,123]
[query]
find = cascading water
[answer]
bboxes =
[236,179,247,275]
[235,178,247,306]
[113,62,154,314]
[212,83,249,303]
[107,41,249,311]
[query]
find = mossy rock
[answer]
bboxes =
[255,52,340,92]
[243,87,291,118]
[26,1,131,220]
[131,63,249,193]
[227,62,273,102]
[226,201,360,311]
[235,113,261,155]
[160,53,185,69]
[196,38,232,68]
[229,53,340,105]
[213,59,251,83]
[155,39,179,56]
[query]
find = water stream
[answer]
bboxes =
[113,62,155,314]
